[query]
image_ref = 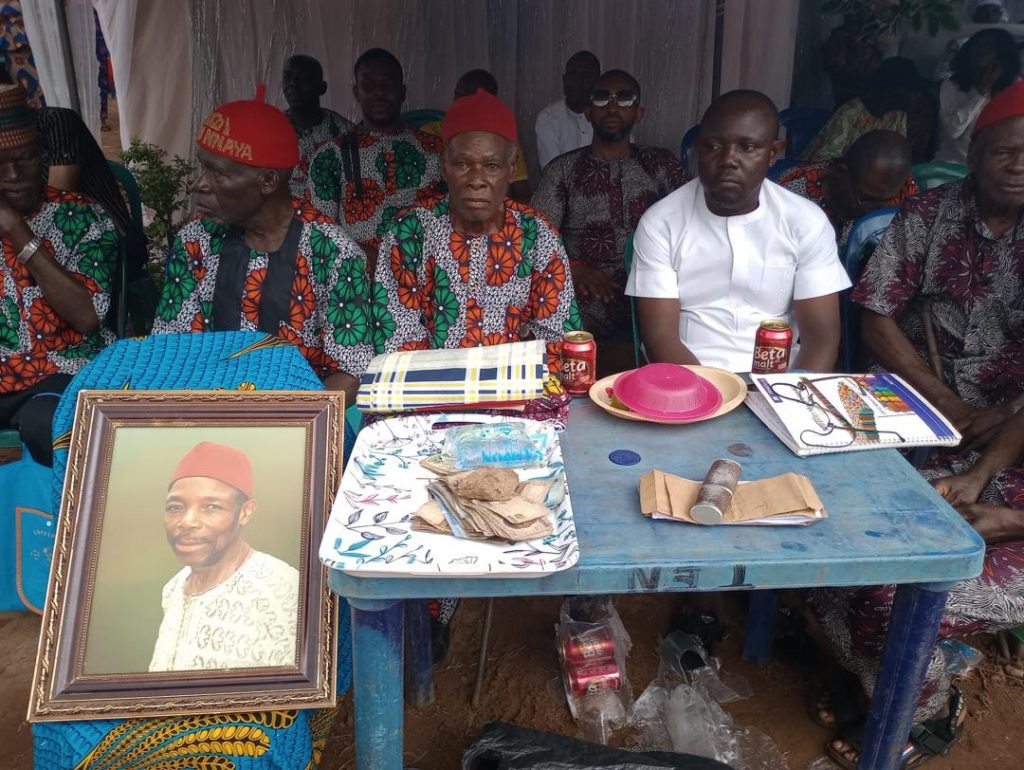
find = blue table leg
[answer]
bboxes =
[404,599,435,708]
[743,589,778,663]
[350,597,404,770]
[857,582,952,770]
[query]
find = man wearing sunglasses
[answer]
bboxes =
[779,130,918,251]
[626,90,850,372]
[535,51,601,169]
[533,70,688,343]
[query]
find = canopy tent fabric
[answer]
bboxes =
[28,0,798,169]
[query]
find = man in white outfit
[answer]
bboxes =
[534,51,600,169]
[626,90,851,373]
[150,441,299,672]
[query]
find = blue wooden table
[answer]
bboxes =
[327,399,985,770]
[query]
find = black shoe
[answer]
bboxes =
[430,617,451,665]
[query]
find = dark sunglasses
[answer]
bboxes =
[589,89,639,108]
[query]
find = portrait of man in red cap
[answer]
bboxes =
[149,441,300,672]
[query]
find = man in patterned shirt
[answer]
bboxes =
[371,88,578,371]
[854,80,1024,449]
[533,69,688,338]
[810,81,1024,769]
[0,84,117,466]
[283,54,354,199]
[779,130,917,251]
[153,87,373,406]
[307,48,443,273]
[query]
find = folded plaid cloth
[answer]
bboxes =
[357,341,548,413]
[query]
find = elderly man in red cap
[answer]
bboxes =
[152,86,373,405]
[370,88,578,367]
[369,89,578,659]
[150,441,299,672]
[809,80,1024,768]
[0,84,117,467]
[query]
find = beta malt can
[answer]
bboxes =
[567,660,623,696]
[561,330,597,395]
[751,319,793,374]
[560,628,617,666]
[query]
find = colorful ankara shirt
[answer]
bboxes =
[152,199,374,379]
[306,123,444,252]
[778,160,919,251]
[532,145,689,336]
[853,178,1024,408]
[801,99,907,162]
[371,197,580,374]
[0,187,116,394]
[288,107,355,199]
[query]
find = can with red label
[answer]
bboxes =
[561,330,597,396]
[751,319,793,373]
[560,628,617,666]
[566,660,623,696]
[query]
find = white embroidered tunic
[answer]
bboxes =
[149,550,300,672]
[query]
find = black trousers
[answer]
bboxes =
[0,373,72,467]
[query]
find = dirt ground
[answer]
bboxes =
[5,594,1021,770]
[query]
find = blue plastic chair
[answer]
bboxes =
[911,161,968,191]
[779,107,830,159]
[767,158,800,183]
[840,207,899,373]
[680,124,700,168]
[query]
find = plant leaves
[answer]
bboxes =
[347,510,361,525]
[363,531,383,541]
[373,510,388,523]
[385,527,406,535]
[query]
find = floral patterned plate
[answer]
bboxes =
[319,413,579,577]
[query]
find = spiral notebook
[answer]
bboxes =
[745,372,961,457]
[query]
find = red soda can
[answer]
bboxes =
[561,330,597,396]
[751,319,793,373]
[560,628,617,666]
[567,660,622,696]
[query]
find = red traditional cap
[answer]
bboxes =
[197,84,299,168]
[972,79,1024,138]
[169,441,254,499]
[442,89,518,145]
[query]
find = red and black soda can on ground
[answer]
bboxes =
[561,330,597,396]
[751,319,793,374]
[566,659,623,696]
[560,628,616,666]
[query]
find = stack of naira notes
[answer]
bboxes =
[414,464,562,541]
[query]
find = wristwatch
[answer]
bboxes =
[16,236,41,265]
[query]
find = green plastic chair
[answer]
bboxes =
[107,161,158,337]
[401,109,445,129]
[0,428,19,450]
[912,161,968,191]
[623,234,642,368]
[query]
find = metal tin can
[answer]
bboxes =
[567,660,622,696]
[690,458,742,525]
[560,628,617,666]
[751,319,793,374]
[561,330,597,396]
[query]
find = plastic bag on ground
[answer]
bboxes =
[462,722,738,769]
[556,596,633,742]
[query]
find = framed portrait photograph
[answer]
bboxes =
[28,390,343,722]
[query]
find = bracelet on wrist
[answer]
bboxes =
[16,235,42,265]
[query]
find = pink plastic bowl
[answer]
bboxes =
[612,364,723,420]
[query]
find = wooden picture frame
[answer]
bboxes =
[28,390,342,722]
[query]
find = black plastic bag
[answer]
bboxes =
[462,722,735,770]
